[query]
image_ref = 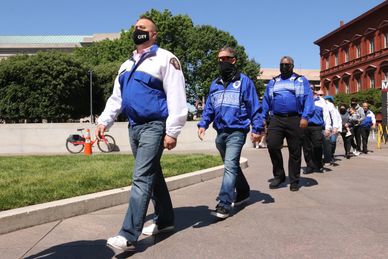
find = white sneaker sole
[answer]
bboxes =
[142,225,175,236]
[231,197,249,208]
[211,211,229,219]
[106,242,135,251]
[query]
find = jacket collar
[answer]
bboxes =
[216,72,241,85]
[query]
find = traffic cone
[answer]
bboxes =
[84,128,92,156]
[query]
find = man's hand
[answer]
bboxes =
[250,132,262,143]
[300,118,308,128]
[324,129,330,137]
[164,135,177,150]
[198,128,206,141]
[96,124,106,139]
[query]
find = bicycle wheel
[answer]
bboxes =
[66,140,84,154]
[97,134,116,153]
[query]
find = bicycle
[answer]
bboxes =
[66,128,116,154]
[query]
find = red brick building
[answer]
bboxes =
[314,1,388,96]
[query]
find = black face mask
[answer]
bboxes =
[351,102,357,107]
[280,63,293,79]
[219,61,236,83]
[339,108,346,114]
[132,29,150,45]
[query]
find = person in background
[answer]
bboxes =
[262,56,314,192]
[339,104,353,159]
[349,98,365,155]
[96,16,188,251]
[198,47,263,219]
[359,102,376,154]
[302,89,331,174]
[348,107,361,156]
[323,95,342,165]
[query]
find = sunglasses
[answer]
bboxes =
[218,56,235,61]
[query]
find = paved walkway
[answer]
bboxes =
[1,142,388,259]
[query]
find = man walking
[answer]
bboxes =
[262,56,314,191]
[303,89,331,174]
[96,16,187,251]
[350,98,365,154]
[359,102,376,154]
[198,47,263,219]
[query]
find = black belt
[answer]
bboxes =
[274,112,299,117]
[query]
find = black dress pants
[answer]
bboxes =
[340,131,352,156]
[359,127,370,153]
[267,115,303,184]
[353,126,362,151]
[302,125,323,169]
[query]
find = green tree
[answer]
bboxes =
[0,52,90,122]
[75,9,263,105]
[335,88,381,114]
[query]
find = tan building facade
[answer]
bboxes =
[0,33,120,59]
[259,68,320,90]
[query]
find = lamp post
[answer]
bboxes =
[89,69,93,124]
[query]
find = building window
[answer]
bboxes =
[385,70,388,80]
[356,77,361,92]
[369,38,375,53]
[356,44,361,58]
[385,31,388,48]
[369,73,375,88]
[344,79,349,94]
[334,53,338,66]
[325,58,329,69]
[344,48,349,62]
[334,81,339,94]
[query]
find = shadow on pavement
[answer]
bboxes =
[247,190,275,204]
[24,239,114,259]
[299,177,318,188]
[267,176,319,189]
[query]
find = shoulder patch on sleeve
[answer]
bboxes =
[169,57,181,70]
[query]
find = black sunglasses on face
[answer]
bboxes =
[218,56,235,61]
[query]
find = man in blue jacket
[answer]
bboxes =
[198,47,263,219]
[96,16,187,251]
[303,89,331,174]
[262,56,314,191]
[359,102,376,154]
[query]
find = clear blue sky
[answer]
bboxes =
[0,0,384,69]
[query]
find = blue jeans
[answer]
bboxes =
[119,121,174,243]
[215,130,249,209]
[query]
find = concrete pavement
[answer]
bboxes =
[1,142,388,258]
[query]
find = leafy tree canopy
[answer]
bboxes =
[75,9,263,105]
[0,52,89,122]
[335,88,381,114]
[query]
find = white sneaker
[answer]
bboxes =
[345,131,352,137]
[106,235,134,251]
[142,223,174,236]
[353,150,360,156]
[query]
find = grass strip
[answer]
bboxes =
[0,153,222,211]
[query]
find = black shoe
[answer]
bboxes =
[304,167,314,174]
[330,158,335,165]
[232,192,250,207]
[269,178,286,189]
[313,167,324,173]
[211,204,230,219]
[290,183,300,192]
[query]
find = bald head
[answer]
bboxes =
[133,17,158,48]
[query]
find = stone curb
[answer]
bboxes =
[0,157,248,234]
